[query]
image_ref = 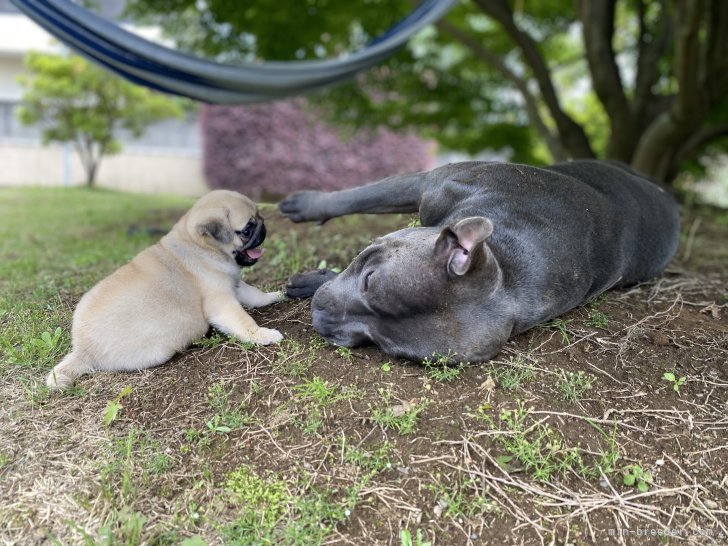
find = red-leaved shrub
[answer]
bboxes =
[200,100,432,199]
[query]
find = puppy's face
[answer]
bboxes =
[232,214,266,267]
[186,190,267,267]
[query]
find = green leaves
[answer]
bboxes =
[125,0,412,62]
[400,528,432,546]
[29,327,63,358]
[102,402,121,428]
[180,537,207,546]
[662,371,687,394]
[116,0,728,179]
[622,465,652,493]
[103,386,133,427]
[1,324,68,372]
[18,52,184,185]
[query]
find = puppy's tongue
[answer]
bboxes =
[245,247,264,260]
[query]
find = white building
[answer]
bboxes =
[0,1,207,195]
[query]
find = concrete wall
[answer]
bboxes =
[0,140,207,196]
[0,57,25,101]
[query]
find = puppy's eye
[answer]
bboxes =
[239,221,255,238]
[363,270,374,292]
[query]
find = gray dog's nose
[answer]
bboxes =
[311,300,370,348]
[311,298,335,337]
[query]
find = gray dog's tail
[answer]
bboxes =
[46,351,93,390]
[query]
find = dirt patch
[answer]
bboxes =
[1,208,726,545]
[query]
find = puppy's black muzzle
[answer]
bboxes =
[234,222,267,267]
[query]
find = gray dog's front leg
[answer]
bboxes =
[278,171,427,223]
[285,269,338,299]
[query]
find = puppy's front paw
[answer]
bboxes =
[252,327,284,345]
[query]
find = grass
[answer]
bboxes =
[488,355,536,390]
[479,401,620,482]
[252,219,364,287]
[586,310,609,328]
[290,377,365,434]
[543,318,572,344]
[193,331,256,350]
[342,440,394,474]
[206,380,256,430]
[265,229,317,275]
[99,426,172,503]
[177,382,258,449]
[400,529,432,546]
[68,506,149,546]
[556,370,595,403]
[272,339,318,377]
[335,346,354,362]
[0,451,10,471]
[222,464,352,545]
[223,465,290,539]
[292,376,339,405]
[370,388,429,435]
[429,475,495,522]
[1,322,69,378]
[0,188,191,297]
[422,351,465,382]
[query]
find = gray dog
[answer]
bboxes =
[279,160,680,363]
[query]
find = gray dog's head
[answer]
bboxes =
[311,217,504,362]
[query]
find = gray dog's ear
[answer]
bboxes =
[197,218,233,244]
[436,216,493,276]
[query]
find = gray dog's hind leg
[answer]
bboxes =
[278,171,428,223]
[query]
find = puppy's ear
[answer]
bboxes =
[197,217,233,244]
[435,216,493,276]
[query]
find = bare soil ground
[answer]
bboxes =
[1,206,726,545]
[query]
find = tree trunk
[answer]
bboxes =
[578,0,638,164]
[436,20,568,161]
[474,0,596,159]
[632,0,705,180]
[75,137,101,187]
[86,159,99,187]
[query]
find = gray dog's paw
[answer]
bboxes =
[286,269,339,299]
[278,191,326,223]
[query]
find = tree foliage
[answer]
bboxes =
[125,0,728,183]
[201,100,430,197]
[18,52,185,186]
